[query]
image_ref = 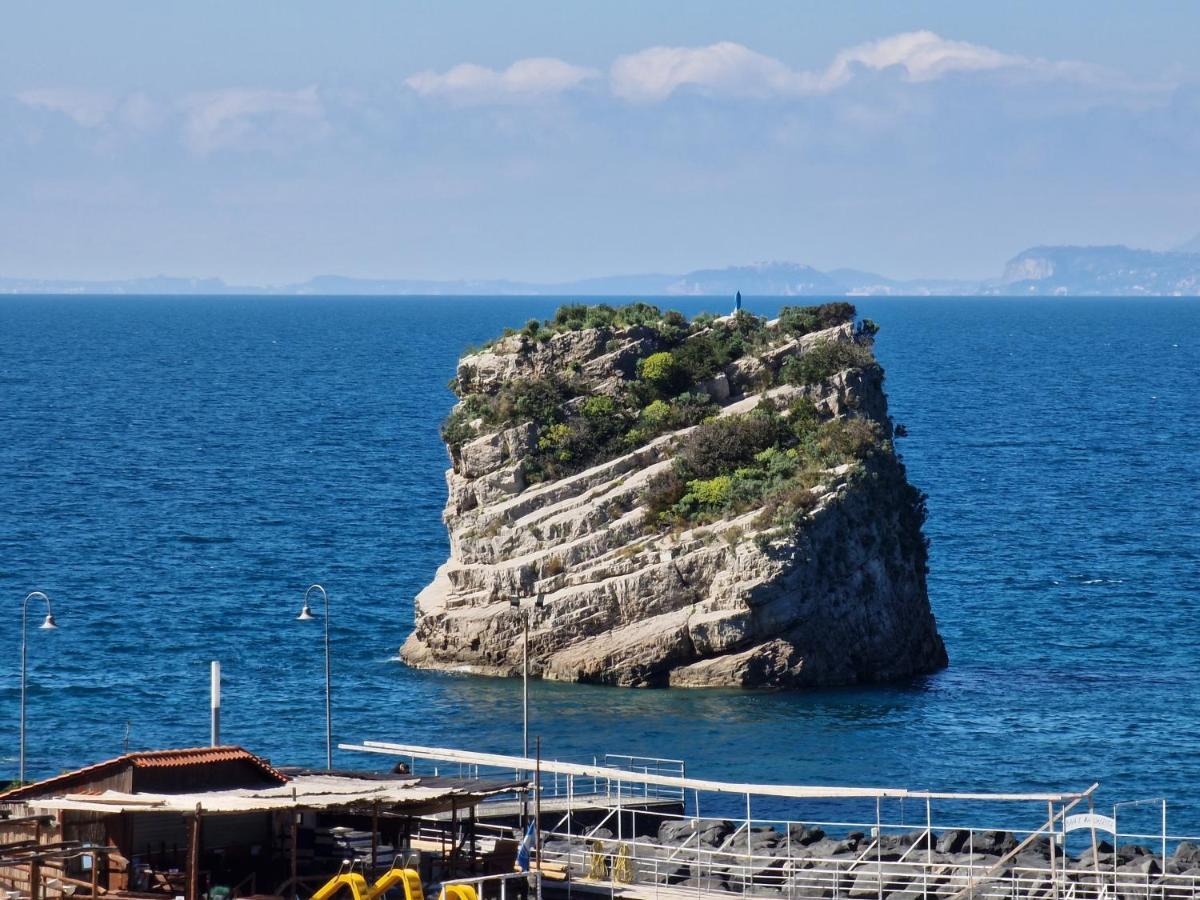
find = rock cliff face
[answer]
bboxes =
[401,304,947,687]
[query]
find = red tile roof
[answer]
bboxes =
[0,746,289,802]
[128,746,284,774]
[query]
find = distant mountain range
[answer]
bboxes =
[5,244,1200,296]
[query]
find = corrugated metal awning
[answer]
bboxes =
[26,773,522,815]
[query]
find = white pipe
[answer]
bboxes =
[210,661,221,746]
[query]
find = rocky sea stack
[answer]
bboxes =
[401,302,947,687]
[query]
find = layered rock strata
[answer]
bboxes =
[401,309,947,687]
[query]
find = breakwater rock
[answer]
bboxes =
[401,302,947,687]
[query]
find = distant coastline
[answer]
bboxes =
[5,244,1200,297]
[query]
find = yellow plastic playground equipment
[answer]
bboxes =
[310,856,480,900]
[310,858,438,900]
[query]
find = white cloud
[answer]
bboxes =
[611,31,1037,103]
[610,42,819,103]
[16,88,115,126]
[405,57,599,105]
[180,86,326,153]
[827,31,1022,85]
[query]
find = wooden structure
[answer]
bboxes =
[0,747,526,900]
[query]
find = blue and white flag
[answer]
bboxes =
[516,821,536,871]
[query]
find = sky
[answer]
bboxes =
[3,1,1200,284]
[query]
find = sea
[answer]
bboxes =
[0,295,1196,834]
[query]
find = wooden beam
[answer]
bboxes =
[289,812,298,900]
[946,783,1099,900]
[186,805,201,900]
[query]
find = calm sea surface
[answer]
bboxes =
[0,296,1196,831]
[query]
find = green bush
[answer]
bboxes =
[688,475,733,506]
[441,406,478,452]
[782,340,875,386]
[548,301,665,335]
[451,301,890,530]
[638,351,677,387]
[639,399,672,429]
[537,423,574,462]
[496,377,572,427]
[777,302,857,337]
[672,332,734,384]
[641,470,687,523]
[815,418,880,464]
[676,412,780,481]
[785,397,821,436]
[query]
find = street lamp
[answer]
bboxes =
[510,592,543,827]
[509,593,544,760]
[296,584,332,771]
[20,592,59,785]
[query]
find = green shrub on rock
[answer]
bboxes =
[445,301,889,524]
[782,340,875,386]
[638,351,678,388]
[777,302,857,337]
[677,412,781,481]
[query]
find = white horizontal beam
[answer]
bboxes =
[340,742,1084,804]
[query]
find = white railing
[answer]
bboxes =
[423,810,1200,900]
[437,871,542,900]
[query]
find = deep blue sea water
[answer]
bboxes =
[0,296,1197,834]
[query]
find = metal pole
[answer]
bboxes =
[210,661,221,746]
[322,588,332,771]
[1162,800,1168,885]
[745,793,751,896]
[535,737,542,874]
[19,592,57,785]
[523,613,529,760]
[876,797,882,900]
[1047,801,1057,900]
[298,584,332,769]
[20,595,29,785]
[925,797,932,900]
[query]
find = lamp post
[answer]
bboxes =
[296,584,332,771]
[510,592,543,826]
[20,592,59,785]
[509,592,544,759]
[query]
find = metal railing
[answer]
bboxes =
[438,871,542,900]
[601,755,687,802]
[429,807,1200,900]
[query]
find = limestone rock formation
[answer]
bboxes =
[401,303,947,687]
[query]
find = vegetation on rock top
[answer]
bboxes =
[442,300,890,531]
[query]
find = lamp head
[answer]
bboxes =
[39,613,58,630]
[297,604,315,621]
[509,597,519,609]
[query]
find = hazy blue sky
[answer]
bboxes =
[4,1,1199,283]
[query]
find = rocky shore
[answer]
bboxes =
[402,303,947,688]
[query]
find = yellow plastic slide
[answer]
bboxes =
[313,862,429,900]
[365,868,424,900]
[438,886,477,900]
[312,872,370,900]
